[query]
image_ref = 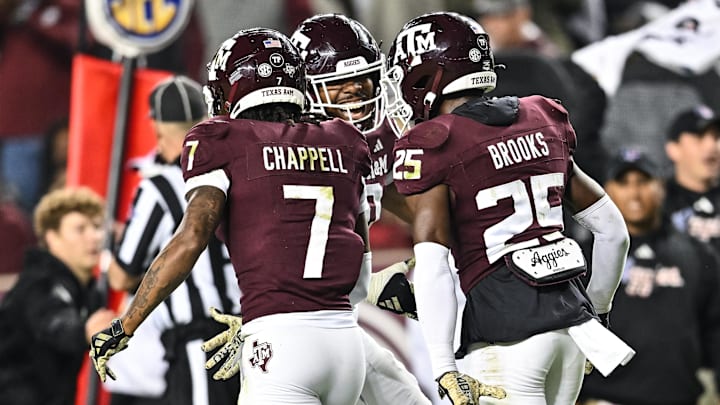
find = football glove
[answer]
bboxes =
[201,307,244,380]
[366,257,418,320]
[89,318,131,382]
[437,371,507,404]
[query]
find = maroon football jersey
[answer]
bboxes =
[363,120,397,224]
[393,96,576,293]
[181,117,371,323]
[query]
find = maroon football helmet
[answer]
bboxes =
[290,14,385,133]
[383,12,497,137]
[205,28,306,118]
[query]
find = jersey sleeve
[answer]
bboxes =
[536,96,577,179]
[392,120,451,196]
[543,96,577,154]
[181,118,235,185]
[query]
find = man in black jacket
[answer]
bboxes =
[580,149,720,405]
[664,105,720,253]
[0,187,115,405]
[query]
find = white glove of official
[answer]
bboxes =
[201,307,243,380]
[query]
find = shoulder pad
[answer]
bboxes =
[546,97,569,116]
[404,120,450,149]
[532,95,569,116]
[522,95,569,121]
[187,117,232,141]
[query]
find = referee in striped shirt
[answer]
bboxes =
[105,76,241,405]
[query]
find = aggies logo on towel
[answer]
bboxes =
[250,340,273,372]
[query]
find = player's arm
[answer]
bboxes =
[90,185,225,382]
[405,184,456,376]
[349,204,372,305]
[382,181,414,223]
[122,185,225,333]
[407,184,505,402]
[565,161,629,318]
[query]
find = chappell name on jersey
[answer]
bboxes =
[263,145,348,173]
[488,132,549,170]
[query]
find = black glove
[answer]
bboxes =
[366,258,418,320]
[437,371,507,404]
[89,318,131,382]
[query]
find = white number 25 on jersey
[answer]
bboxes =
[393,149,423,180]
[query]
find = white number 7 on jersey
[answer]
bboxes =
[283,185,335,278]
[184,140,199,171]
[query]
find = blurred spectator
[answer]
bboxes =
[579,149,720,405]
[664,105,720,253]
[0,187,116,405]
[473,0,562,57]
[104,76,241,405]
[0,0,82,213]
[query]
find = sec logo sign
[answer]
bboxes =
[86,0,194,57]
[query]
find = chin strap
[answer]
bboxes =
[423,65,445,121]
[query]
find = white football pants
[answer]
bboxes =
[463,328,586,405]
[357,328,431,405]
[238,311,366,404]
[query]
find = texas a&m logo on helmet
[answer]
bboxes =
[383,12,497,137]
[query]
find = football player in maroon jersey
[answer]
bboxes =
[291,14,429,405]
[90,28,373,404]
[386,12,632,404]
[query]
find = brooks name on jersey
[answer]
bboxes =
[487,132,549,170]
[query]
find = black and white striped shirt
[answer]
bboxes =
[116,163,241,329]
